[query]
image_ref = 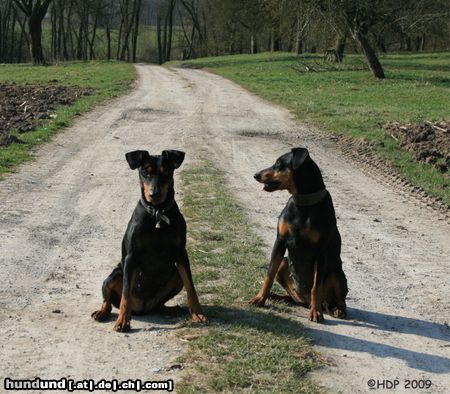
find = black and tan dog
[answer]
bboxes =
[249,147,347,323]
[92,149,206,331]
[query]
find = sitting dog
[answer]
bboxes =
[92,149,206,331]
[249,147,347,322]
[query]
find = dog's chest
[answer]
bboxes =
[288,217,321,245]
[130,219,180,258]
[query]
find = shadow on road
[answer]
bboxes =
[90,304,450,374]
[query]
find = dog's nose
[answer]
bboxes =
[150,191,160,199]
[254,172,261,181]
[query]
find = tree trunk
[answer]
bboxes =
[416,34,425,51]
[83,7,88,60]
[162,11,168,61]
[56,1,62,59]
[1,0,14,62]
[354,31,385,79]
[50,5,56,60]
[228,25,235,53]
[17,12,27,62]
[131,0,142,63]
[9,9,17,62]
[406,37,412,51]
[157,14,163,64]
[116,19,123,60]
[189,24,196,58]
[65,3,73,60]
[106,23,111,60]
[13,0,53,64]
[270,29,281,52]
[120,0,135,61]
[166,0,174,61]
[88,10,98,60]
[29,17,45,64]
[293,16,303,55]
[420,34,426,51]
[334,32,347,62]
[76,22,83,59]
[250,34,257,54]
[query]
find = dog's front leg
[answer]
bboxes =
[176,249,207,323]
[114,255,135,332]
[309,246,328,323]
[249,237,286,306]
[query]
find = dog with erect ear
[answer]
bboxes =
[250,147,348,323]
[92,149,207,332]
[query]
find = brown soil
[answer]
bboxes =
[383,120,450,173]
[0,83,92,146]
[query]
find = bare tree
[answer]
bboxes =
[319,0,386,78]
[1,0,449,64]
[156,0,176,63]
[13,0,53,64]
[179,0,205,59]
[0,0,15,62]
[131,0,142,62]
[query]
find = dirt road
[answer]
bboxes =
[1,65,449,392]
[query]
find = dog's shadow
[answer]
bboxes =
[325,307,450,342]
[97,304,450,374]
[95,306,190,333]
[226,305,450,374]
[302,306,449,374]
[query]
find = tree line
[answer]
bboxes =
[0,0,448,78]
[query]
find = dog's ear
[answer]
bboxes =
[291,147,309,170]
[125,150,150,170]
[162,150,185,169]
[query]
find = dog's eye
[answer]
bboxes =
[141,165,153,177]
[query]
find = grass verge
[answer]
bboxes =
[174,51,450,206]
[0,61,136,178]
[177,160,321,393]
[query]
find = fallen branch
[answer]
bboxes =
[390,133,399,142]
[425,120,447,133]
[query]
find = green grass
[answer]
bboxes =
[174,51,450,205]
[178,161,321,393]
[0,61,136,177]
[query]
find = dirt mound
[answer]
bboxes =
[384,120,450,173]
[0,83,92,146]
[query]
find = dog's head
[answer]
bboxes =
[253,148,310,194]
[125,149,185,205]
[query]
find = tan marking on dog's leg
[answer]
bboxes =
[250,251,284,306]
[176,264,207,323]
[92,275,122,322]
[113,271,137,332]
[309,261,324,322]
[275,258,308,305]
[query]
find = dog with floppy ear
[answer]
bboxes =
[92,149,206,332]
[250,147,348,323]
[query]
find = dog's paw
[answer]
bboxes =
[332,307,346,319]
[309,307,325,323]
[91,309,110,322]
[191,313,207,323]
[113,316,131,332]
[249,294,267,307]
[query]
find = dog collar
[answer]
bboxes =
[293,189,328,206]
[139,197,174,228]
